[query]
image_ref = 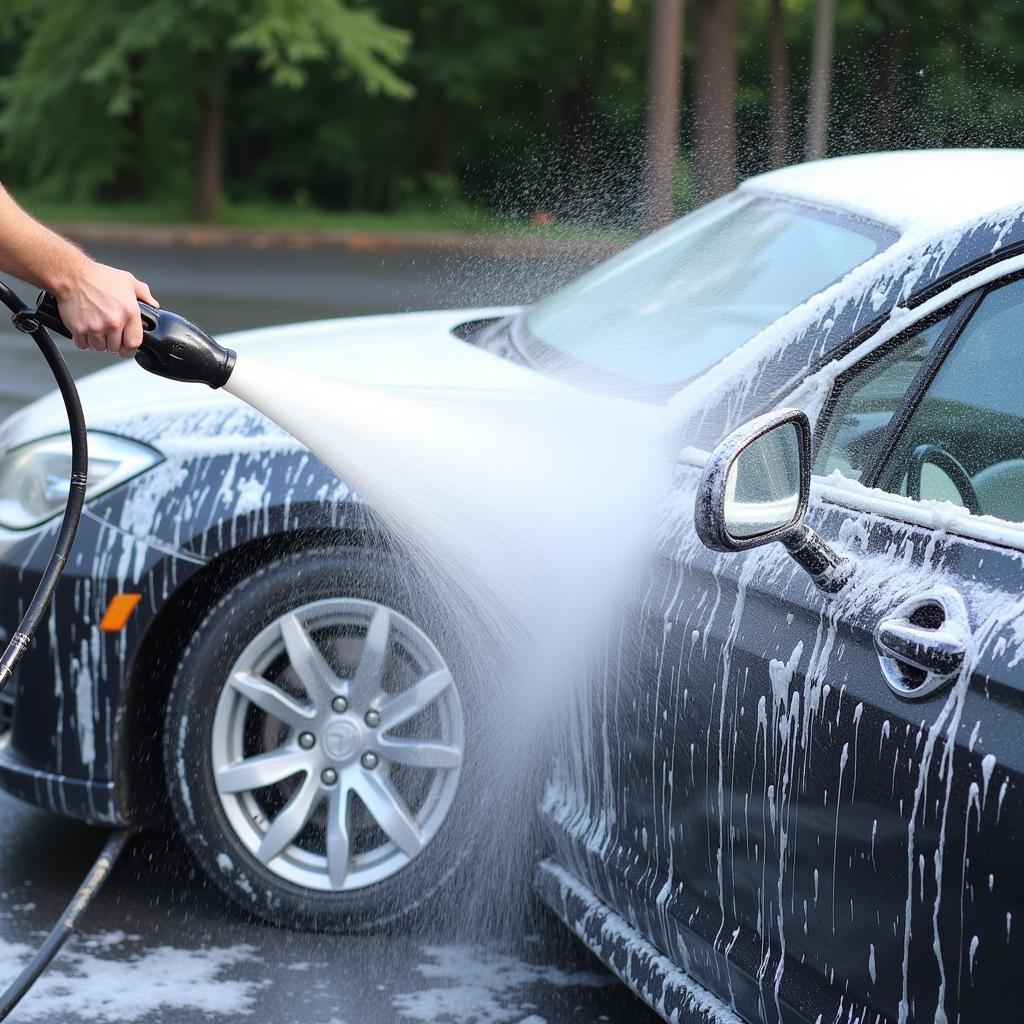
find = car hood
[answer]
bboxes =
[0,308,535,455]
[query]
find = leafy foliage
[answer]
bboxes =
[0,0,1021,223]
[0,0,410,205]
[231,0,411,94]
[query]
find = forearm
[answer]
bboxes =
[0,185,89,295]
[0,183,157,356]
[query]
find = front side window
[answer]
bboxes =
[518,193,893,387]
[876,280,1024,523]
[815,315,951,481]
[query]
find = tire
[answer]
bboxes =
[163,546,477,932]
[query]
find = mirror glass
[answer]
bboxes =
[724,421,802,539]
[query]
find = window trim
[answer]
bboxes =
[809,269,1024,551]
[810,301,968,477]
[680,253,1024,550]
[747,245,1024,461]
[813,476,1024,553]
[858,288,985,488]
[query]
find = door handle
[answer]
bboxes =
[873,587,970,699]
[876,620,965,676]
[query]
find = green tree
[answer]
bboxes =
[0,0,411,220]
[5,0,1024,232]
[805,0,835,159]
[642,0,685,230]
[767,0,790,167]
[693,0,737,200]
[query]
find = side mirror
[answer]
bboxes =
[694,409,853,594]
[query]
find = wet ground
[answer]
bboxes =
[0,789,658,1023]
[0,240,661,1023]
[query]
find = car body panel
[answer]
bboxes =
[541,238,1024,1021]
[535,857,743,1024]
[0,449,355,822]
[542,473,1023,1023]
[1,150,1023,1022]
[744,149,1024,234]
[0,308,523,451]
[0,307,524,822]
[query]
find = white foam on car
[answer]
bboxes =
[747,149,1024,233]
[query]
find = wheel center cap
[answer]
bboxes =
[322,719,363,762]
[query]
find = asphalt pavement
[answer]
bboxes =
[0,789,658,1023]
[0,240,661,1023]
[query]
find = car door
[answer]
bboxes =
[804,274,1024,1024]
[541,277,1024,1024]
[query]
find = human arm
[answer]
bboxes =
[0,185,158,356]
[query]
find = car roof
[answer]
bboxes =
[743,149,1024,235]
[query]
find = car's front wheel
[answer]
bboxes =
[163,547,471,931]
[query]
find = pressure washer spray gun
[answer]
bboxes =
[0,283,243,1021]
[30,291,239,388]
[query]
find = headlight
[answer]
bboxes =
[0,432,162,530]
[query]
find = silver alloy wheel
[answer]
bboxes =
[210,597,464,892]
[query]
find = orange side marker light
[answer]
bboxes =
[99,593,143,633]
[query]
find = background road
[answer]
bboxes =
[0,241,661,1024]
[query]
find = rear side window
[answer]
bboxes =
[816,315,951,481]
[877,280,1024,522]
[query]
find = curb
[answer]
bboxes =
[55,221,630,260]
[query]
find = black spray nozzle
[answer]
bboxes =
[32,292,236,389]
[131,304,236,389]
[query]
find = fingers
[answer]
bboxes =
[134,278,159,308]
[121,307,143,356]
[54,261,157,358]
[84,301,139,356]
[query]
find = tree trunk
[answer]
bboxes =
[109,54,146,201]
[767,0,789,168]
[693,0,737,203]
[433,93,456,178]
[804,0,835,161]
[432,6,457,180]
[192,45,226,222]
[390,0,424,210]
[642,0,684,231]
[595,0,612,95]
[872,19,905,150]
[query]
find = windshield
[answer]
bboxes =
[519,193,894,388]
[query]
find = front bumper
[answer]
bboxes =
[0,437,358,826]
[0,503,204,825]
[0,732,120,823]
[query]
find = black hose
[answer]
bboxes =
[0,829,131,1021]
[0,282,130,1019]
[0,281,88,693]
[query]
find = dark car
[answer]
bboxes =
[0,149,1022,1022]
